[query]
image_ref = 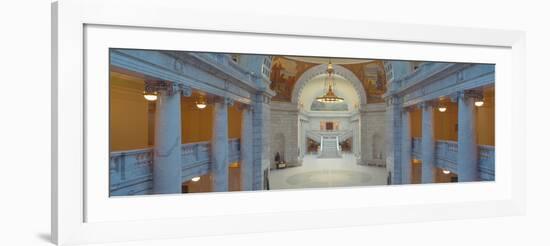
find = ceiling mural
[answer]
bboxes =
[269,56,316,101]
[342,61,387,103]
[269,56,387,103]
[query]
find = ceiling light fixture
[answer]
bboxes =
[474,100,484,107]
[442,169,451,175]
[191,176,201,182]
[196,95,207,109]
[143,91,158,101]
[315,60,344,104]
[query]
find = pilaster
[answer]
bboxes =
[457,90,479,181]
[252,92,272,190]
[384,95,402,184]
[400,107,412,184]
[211,96,231,192]
[420,101,435,183]
[240,104,254,191]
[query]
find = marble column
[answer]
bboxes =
[252,92,272,190]
[401,108,412,184]
[421,102,435,183]
[152,82,182,194]
[212,97,230,192]
[457,91,478,182]
[384,97,402,184]
[240,105,253,191]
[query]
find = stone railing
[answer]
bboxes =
[409,138,494,181]
[412,137,422,158]
[109,139,241,196]
[180,141,211,182]
[307,130,353,143]
[478,145,495,181]
[228,138,241,163]
[109,148,154,196]
[435,140,459,173]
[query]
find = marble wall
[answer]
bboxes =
[270,102,299,168]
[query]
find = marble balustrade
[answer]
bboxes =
[109,139,241,196]
[410,137,494,181]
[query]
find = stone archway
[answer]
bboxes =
[291,64,368,106]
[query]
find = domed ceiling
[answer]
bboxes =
[269,56,387,103]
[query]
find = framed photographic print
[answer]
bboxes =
[52,0,526,245]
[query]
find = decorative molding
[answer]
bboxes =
[456,89,483,101]
[145,80,178,96]
[384,95,401,106]
[419,100,435,109]
[179,84,193,97]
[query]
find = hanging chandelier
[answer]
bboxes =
[315,60,344,103]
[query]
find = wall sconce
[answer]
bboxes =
[474,99,484,107]
[191,176,201,182]
[437,103,447,112]
[195,95,207,109]
[436,99,447,112]
[143,91,158,101]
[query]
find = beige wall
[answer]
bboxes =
[181,95,213,143]
[476,88,495,146]
[110,72,150,151]
[434,104,459,141]
[228,105,242,139]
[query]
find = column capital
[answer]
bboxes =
[451,90,483,102]
[213,96,234,106]
[419,100,436,109]
[401,105,415,113]
[384,94,401,106]
[238,103,254,112]
[144,80,195,97]
[145,80,179,96]
[256,92,272,104]
[178,84,193,97]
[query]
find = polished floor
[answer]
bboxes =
[269,153,387,190]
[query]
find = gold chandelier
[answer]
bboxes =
[315,60,344,103]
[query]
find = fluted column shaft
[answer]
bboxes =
[212,97,230,192]
[421,103,435,183]
[240,105,253,191]
[153,83,182,194]
[401,109,412,184]
[457,92,478,181]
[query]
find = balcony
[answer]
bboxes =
[411,137,494,181]
[109,138,241,196]
[306,129,353,143]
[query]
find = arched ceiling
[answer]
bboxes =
[270,56,387,104]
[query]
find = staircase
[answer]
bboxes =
[318,137,342,158]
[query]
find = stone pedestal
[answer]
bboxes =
[457,92,478,182]
[401,109,412,184]
[240,105,253,191]
[152,83,182,194]
[212,97,230,192]
[421,102,435,183]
